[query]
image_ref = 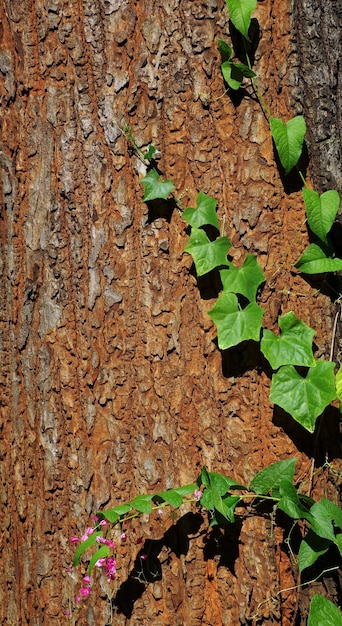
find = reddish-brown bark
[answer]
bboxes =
[0,0,340,624]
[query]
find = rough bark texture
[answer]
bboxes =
[0,0,340,625]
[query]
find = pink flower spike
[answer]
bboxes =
[83,575,91,584]
[70,536,79,543]
[100,519,107,527]
[80,587,91,597]
[194,489,202,501]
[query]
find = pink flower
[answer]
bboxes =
[80,587,91,597]
[75,595,81,603]
[83,575,91,584]
[81,534,88,542]
[141,554,147,561]
[65,610,71,616]
[105,539,115,550]
[105,556,117,581]
[194,489,202,501]
[85,527,94,536]
[93,515,99,522]
[95,558,106,568]
[157,508,164,516]
[70,536,79,543]
[100,519,107,527]
[120,532,127,542]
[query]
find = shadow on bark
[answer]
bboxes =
[273,405,341,463]
[113,512,203,618]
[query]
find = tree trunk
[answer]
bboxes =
[0,0,340,624]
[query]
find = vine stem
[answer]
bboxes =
[250,566,340,621]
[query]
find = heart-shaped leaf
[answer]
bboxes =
[303,187,340,245]
[269,361,336,432]
[208,292,264,349]
[295,242,342,274]
[260,311,316,369]
[308,594,342,626]
[225,0,257,41]
[220,254,265,301]
[184,228,231,275]
[269,116,306,175]
[183,192,219,229]
[141,168,174,201]
[221,61,256,90]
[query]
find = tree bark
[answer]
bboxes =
[0,1,340,624]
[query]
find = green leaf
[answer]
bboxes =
[184,228,231,276]
[319,498,342,530]
[298,531,332,572]
[208,292,264,349]
[207,472,245,494]
[217,38,233,63]
[154,489,183,508]
[336,533,342,556]
[249,458,296,495]
[269,116,306,175]
[296,242,342,274]
[308,594,342,626]
[130,494,153,514]
[141,168,174,201]
[221,494,241,522]
[221,61,257,90]
[199,466,211,489]
[73,531,103,567]
[102,503,132,523]
[277,480,314,522]
[260,311,316,369]
[269,361,336,432]
[174,484,198,497]
[310,501,336,542]
[225,0,257,41]
[220,254,265,301]
[336,365,342,408]
[88,544,111,576]
[144,145,157,162]
[182,192,219,229]
[303,187,340,245]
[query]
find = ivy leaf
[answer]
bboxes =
[220,254,265,301]
[269,116,306,175]
[88,545,111,576]
[130,494,153,514]
[221,61,257,90]
[319,498,342,530]
[208,292,264,349]
[260,311,316,369]
[298,531,332,573]
[278,483,314,523]
[269,361,336,432]
[141,168,174,201]
[73,532,103,567]
[182,192,219,229]
[303,187,340,245]
[217,38,233,63]
[184,228,231,276]
[310,501,337,542]
[308,594,342,626]
[144,145,157,162]
[249,458,296,495]
[225,0,257,41]
[295,242,342,274]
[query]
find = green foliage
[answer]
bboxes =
[141,168,175,201]
[298,531,332,572]
[225,0,257,41]
[73,531,103,567]
[184,228,231,275]
[249,458,296,495]
[269,361,336,432]
[218,38,256,90]
[144,144,157,162]
[260,311,316,370]
[220,254,265,301]
[302,187,340,246]
[269,116,306,175]
[182,192,219,229]
[208,292,264,349]
[295,242,342,274]
[308,594,342,626]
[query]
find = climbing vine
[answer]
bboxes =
[68,0,342,622]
